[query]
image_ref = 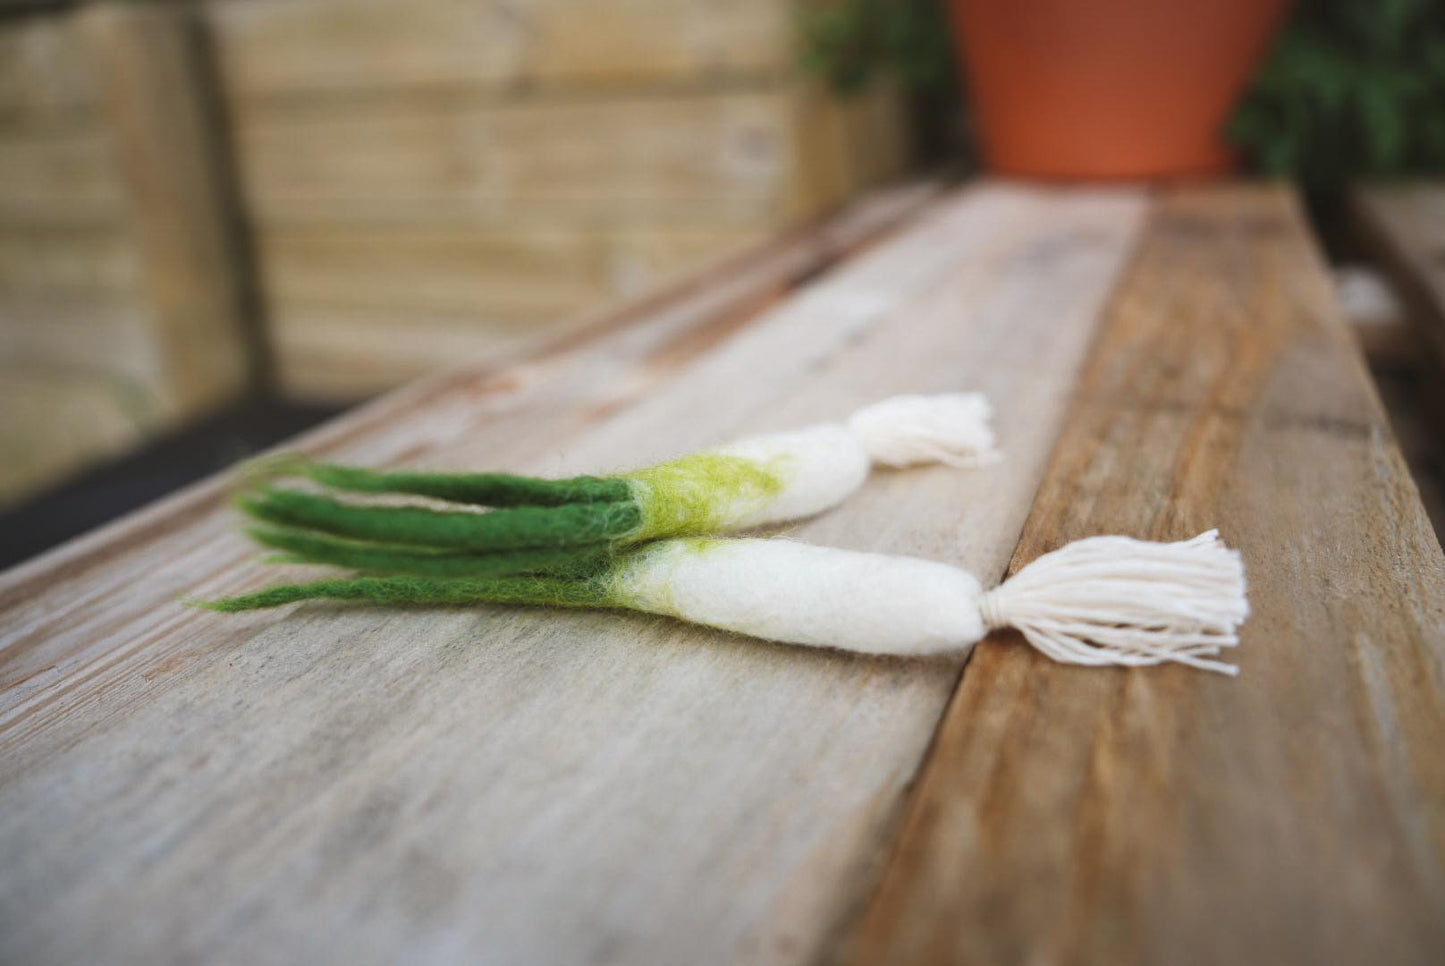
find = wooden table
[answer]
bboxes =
[3,182,1443,965]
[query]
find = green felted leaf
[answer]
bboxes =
[246,525,615,578]
[282,459,630,508]
[238,487,642,552]
[198,571,620,613]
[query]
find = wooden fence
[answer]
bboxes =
[0,0,911,504]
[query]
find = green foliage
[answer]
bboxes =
[798,0,957,96]
[1231,0,1445,184]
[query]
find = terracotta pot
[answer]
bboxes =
[949,0,1293,180]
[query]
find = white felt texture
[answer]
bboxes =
[710,425,871,528]
[846,393,1000,468]
[700,393,998,529]
[614,532,1250,674]
[616,538,987,656]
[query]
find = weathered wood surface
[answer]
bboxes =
[0,183,1148,964]
[843,186,1445,964]
[231,77,907,398]
[264,178,920,402]
[205,0,910,399]
[1352,183,1445,369]
[4,183,1442,966]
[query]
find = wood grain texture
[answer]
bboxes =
[79,1,256,415]
[0,6,237,506]
[232,89,810,221]
[0,221,140,296]
[209,0,791,100]
[0,184,1147,965]
[1352,183,1445,369]
[0,126,128,223]
[261,181,921,402]
[0,11,99,124]
[842,186,1445,965]
[228,77,908,397]
[205,0,911,399]
[256,220,767,398]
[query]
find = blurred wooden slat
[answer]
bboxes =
[208,0,911,398]
[232,89,800,217]
[0,366,152,506]
[260,222,769,397]
[0,127,128,222]
[0,292,158,380]
[0,220,140,295]
[843,186,1445,965]
[1334,263,1418,363]
[0,183,1149,965]
[229,73,908,397]
[255,221,768,315]
[1352,183,1445,369]
[0,12,98,124]
[209,0,791,100]
[79,1,256,416]
[0,4,255,507]
[267,303,575,401]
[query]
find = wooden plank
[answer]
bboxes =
[0,220,140,295]
[842,186,1445,964]
[0,292,158,382]
[256,221,768,316]
[0,365,155,507]
[268,302,575,401]
[231,89,799,222]
[78,1,257,416]
[0,184,1148,965]
[787,79,911,221]
[209,0,791,101]
[1351,183,1445,370]
[262,222,770,398]
[0,11,99,125]
[0,126,128,223]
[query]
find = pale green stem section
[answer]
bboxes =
[621,453,786,541]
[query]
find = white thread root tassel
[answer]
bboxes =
[978,530,1249,676]
[847,393,1001,469]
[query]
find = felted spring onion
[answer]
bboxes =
[206,530,1250,675]
[237,394,998,565]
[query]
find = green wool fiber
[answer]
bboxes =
[200,571,619,613]
[625,452,785,539]
[239,487,642,551]
[246,525,615,578]
[288,460,630,507]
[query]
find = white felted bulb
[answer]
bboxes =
[846,393,1001,469]
[613,531,1248,675]
[663,393,1001,534]
[616,538,987,655]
